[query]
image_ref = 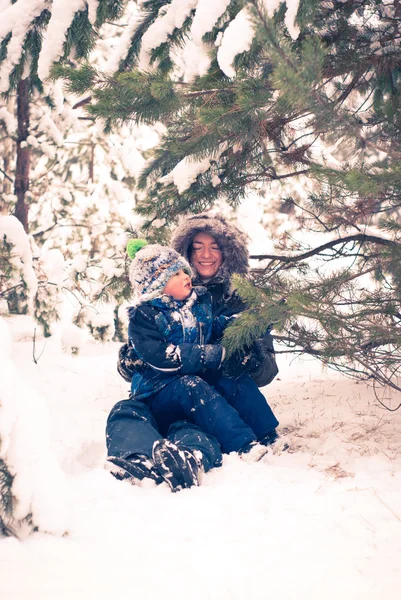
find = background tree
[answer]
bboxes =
[0,0,125,230]
[0,1,140,535]
[0,1,154,338]
[60,0,401,402]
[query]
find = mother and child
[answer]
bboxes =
[106,213,282,492]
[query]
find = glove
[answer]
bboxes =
[247,333,279,387]
[117,343,145,382]
[221,348,250,379]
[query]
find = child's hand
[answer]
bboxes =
[117,343,145,382]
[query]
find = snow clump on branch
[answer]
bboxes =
[38,0,87,81]
[0,0,47,93]
[0,216,38,312]
[136,0,301,77]
[138,0,199,71]
[217,8,255,78]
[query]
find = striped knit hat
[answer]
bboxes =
[128,243,192,303]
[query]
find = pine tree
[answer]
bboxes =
[0,1,147,337]
[0,0,126,231]
[0,458,14,537]
[60,0,401,401]
[0,1,136,538]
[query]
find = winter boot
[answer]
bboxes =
[259,429,279,446]
[239,441,270,462]
[259,429,289,454]
[106,455,163,485]
[152,439,201,493]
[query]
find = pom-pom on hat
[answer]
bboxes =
[127,239,193,303]
[127,238,148,259]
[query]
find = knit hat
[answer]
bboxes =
[128,241,193,303]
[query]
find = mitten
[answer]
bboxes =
[248,332,278,387]
[117,343,145,382]
[221,349,250,379]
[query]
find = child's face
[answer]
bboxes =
[163,269,192,300]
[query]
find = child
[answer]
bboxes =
[106,241,278,491]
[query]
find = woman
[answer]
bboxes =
[107,214,279,491]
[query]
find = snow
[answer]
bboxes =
[86,305,116,342]
[86,0,99,25]
[217,8,255,78]
[1,315,401,599]
[0,215,38,304]
[260,1,300,40]
[1,1,401,594]
[37,0,87,81]
[51,80,65,115]
[282,0,301,40]
[173,39,211,82]
[0,1,12,12]
[60,323,88,355]
[160,141,228,193]
[138,0,199,71]
[26,134,39,148]
[40,248,65,286]
[153,217,166,228]
[70,255,87,274]
[214,0,301,76]
[100,257,119,279]
[0,105,17,135]
[134,0,301,77]
[0,0,48,93]
[160,155,212,193]
[0,318,69,536]
[37,140,56,159]
[38,114,63,146]
[190,0,231,45]
[102,3,140,73]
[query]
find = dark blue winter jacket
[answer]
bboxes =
[128,286,229,401]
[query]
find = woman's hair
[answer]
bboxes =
[170,213,249,277]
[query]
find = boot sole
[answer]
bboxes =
[106,456,163,485]
[152,440,199,492]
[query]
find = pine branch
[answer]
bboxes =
[0,167,13,183]
[250,234,401,262]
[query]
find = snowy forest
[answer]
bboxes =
[1,2,401,599]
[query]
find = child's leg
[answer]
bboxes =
[106,398,162,459]
[166,421,223,472]
[149,375,256,453]
[206,373,279,439]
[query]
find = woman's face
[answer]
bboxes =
[190,232,223,281]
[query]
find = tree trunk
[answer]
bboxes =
[2,155,11,194]
[89,142,95,183]
[14,79,30,232]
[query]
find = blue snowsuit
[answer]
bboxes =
[106,287,278,466]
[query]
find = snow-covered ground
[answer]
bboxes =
[1,315,401,600]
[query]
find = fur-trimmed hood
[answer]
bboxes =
[170,213,249,280]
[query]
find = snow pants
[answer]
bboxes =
[106,399,222,472]
[149,372,279,454]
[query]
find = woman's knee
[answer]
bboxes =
[172,375,219,412]
[107,398,157,427]
[179,375,205,389]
